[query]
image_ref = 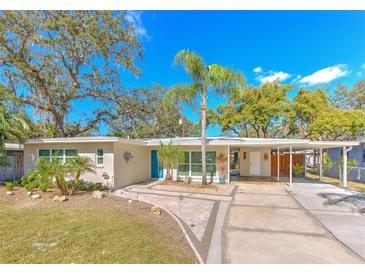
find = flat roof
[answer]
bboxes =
[5,143,24,150]
[24,136,360,149]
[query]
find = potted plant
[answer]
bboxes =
[293,163,304,177]
[216,153,228,184]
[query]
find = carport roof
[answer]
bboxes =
[24,136,359,149]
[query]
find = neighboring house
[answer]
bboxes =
[327,140,365,183]
[0,143,24,182]
[23,137,358,189]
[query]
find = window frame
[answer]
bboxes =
[96,148,104,166]
[178,150,217,177]
[38,149,77,164]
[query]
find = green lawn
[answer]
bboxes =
[0,189,195,264]
[307,172,365,193]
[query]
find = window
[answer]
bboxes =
[38,149,77,163]
[65,149,77,163]
[97,149,104,165]
[52,149,64,163]
[39,150,50,160]
[180,151,216,177]
[178,152,190,176]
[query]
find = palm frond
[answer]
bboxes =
[208,64,245,96]
[174,49,206,82]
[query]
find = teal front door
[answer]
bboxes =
[151,150,163,179]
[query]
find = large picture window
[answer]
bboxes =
[38,149,77,164]
[178,151,216,177]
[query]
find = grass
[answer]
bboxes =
[0,188,195,264]
[306,172,365,193]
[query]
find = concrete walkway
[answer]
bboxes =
[288,180,365,261]
[113,182,236,263]
[224,181,364,263]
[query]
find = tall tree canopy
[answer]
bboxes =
[285,87,365,140]
[211,81,293,138]
[109,86,200,138]
[0,11,142,137]
[166,49,244,185]
[333,80,365,111]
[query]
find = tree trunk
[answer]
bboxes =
[70,171,81,195]
[201,95,207,186]
[53,112,66,137]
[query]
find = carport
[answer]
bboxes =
[226,138,359,188]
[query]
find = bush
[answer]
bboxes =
[293,163,304,177]
[38,182,48,192]
[24,182,36,192]
[67,180,105,191]
[5,182,14,191]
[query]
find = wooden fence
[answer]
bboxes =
[0,154,24,182]
[271,153,304,177]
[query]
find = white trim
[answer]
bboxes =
[25,136,360,148]
[4,143,24,150]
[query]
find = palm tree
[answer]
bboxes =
[157,142,184,181]
[166,50,244,185]
[68,156,95,195]
[0,100,30,166]
[28,157,69,195]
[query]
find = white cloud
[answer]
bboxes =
[256,71,291,84]
[299,64,349,85]
[125,11,149,39]
[253,66,263,73]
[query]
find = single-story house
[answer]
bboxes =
[23,137,359,189]
[0,143,24,182]
[327,139,365,183]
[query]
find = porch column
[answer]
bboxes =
[304,150,307,178]
[289,145,293,188]
[227,146,230,184]
[277,147,280,182]
[319,147,323,182]
[342,146,347,188]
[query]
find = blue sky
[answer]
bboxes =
[114,10,365,136]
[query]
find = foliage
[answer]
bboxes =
[4,182,14,191]
[38,182,49,192]
[0,11,142,137]
[285,87,365,140]
[322,153,358,183]
[166,49,244,185]
[211,81,293,137]
[24,182,36,192]
[157,142,184,181]
[0,85,30,165]
[216,153,228,177]
[333,80,365,111]
[293,163,304,176]
[68,156,95,195]
[27,157,69,195]
[66,180,105,191]
[110,86,200,138]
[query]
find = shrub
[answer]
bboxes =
[38,182,48,192]
[293,163,304,177]
[67,180,105,191]
[24,182,36,192]
[5,182,14,191]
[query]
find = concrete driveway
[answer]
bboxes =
[224,180,364,263]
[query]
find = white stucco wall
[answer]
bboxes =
[239,147,272,176]
[23,142,114,187]
[113,143,149,189]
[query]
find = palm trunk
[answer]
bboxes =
[70,171,81,195]
[201,95,207,186]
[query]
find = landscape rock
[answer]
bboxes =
[151,205,161,216]
[26,191,32,195]
[128,199,133,205]
[6,191,14,195]
[53,195,68,202]
[92,190,105,199]
[31,194,41,199]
